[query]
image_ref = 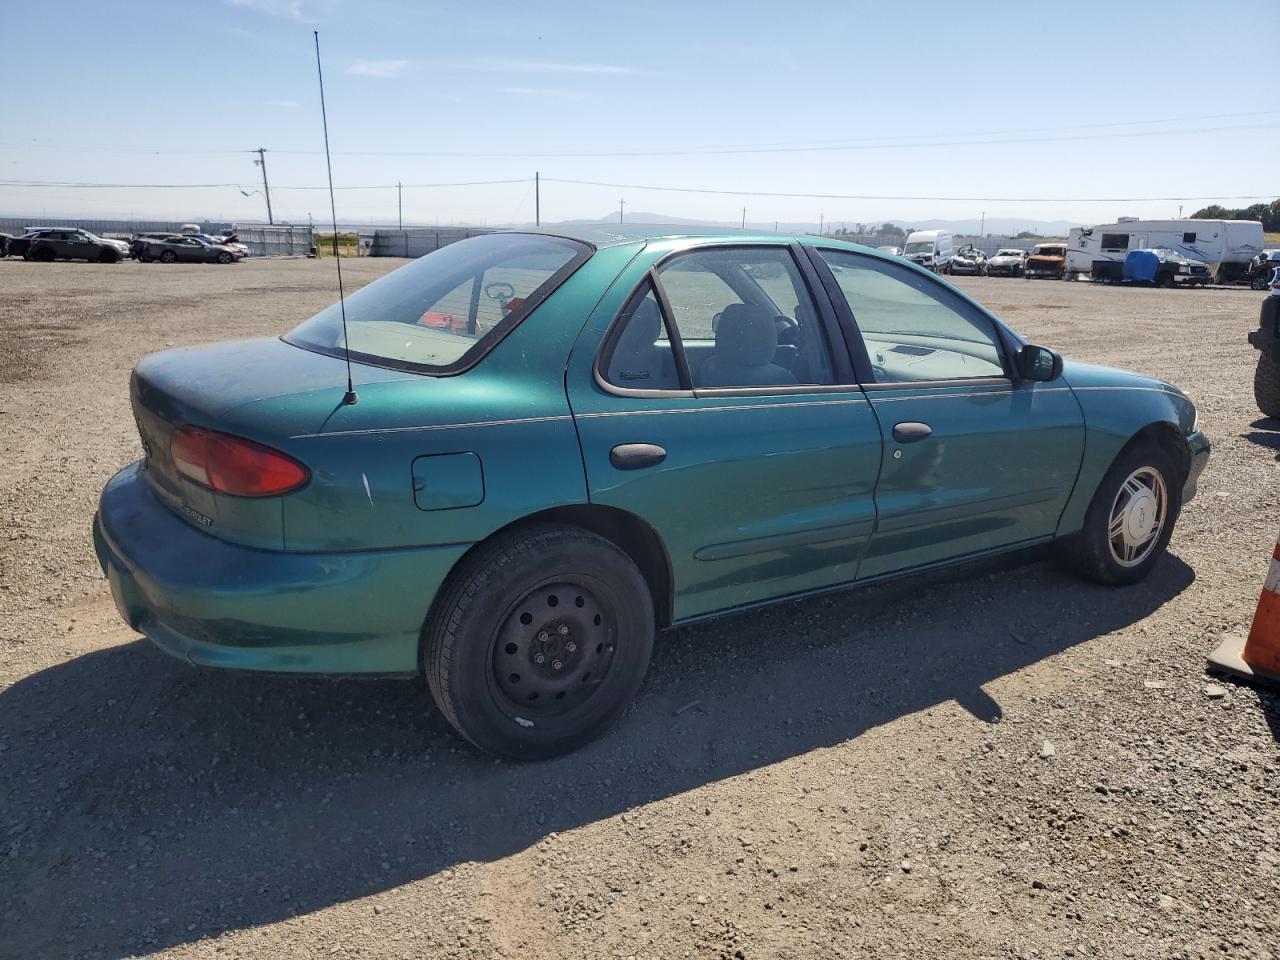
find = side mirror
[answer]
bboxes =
[1017,344,1063,382]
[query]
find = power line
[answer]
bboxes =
[2,110,1278,159]
[0,177,532,190]
[541,177,1280,204]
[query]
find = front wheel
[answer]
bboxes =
[1059,443,1180,586]
[423,525,655,759]
[217,251,232,264]
[159,250,177,263]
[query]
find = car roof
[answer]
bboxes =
[517,223,881,254]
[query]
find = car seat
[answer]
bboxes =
[697,303,798,388]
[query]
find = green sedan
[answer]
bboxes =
[94,227,1209,758]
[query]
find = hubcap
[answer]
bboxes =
[492,582,616,716]
[1107,467,1167,567]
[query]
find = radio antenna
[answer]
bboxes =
[313,30,357,405]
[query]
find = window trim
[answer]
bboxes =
[807,246,1016,388]
[284,232,594,378]
[593,243,858,399]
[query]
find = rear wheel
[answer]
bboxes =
[1255,355,1280,418]
[1059,443,1180,586]
[34,246,55,262]
[159,250,177,264]
[423,525,655,759]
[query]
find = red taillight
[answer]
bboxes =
[170,426,309,498]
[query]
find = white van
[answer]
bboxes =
[902,229,956,273]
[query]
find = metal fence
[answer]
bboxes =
[236,225,314,257]
[370,226,498,258]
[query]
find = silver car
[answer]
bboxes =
[142,236,243,264]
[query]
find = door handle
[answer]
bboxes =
[891,421,933,443]
[609,443,666,470]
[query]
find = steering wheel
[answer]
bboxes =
[774,315,800,345]
[484,281,515,301]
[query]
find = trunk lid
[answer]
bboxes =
[130,337,409,547]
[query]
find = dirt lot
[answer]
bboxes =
[1,257,1278,960]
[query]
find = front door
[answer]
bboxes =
[808,246,1085,579]
[567,240,884,622]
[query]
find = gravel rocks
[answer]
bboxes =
[1,263,1278,959]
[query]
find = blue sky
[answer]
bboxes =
[3,0,1277,229]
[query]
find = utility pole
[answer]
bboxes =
[253,147,274,224]
[818,213,824,236]
[397,181,403,230]
[535,171,541,226]
[619,197,625,223]
[774,220,778,232]
[741,207,747,229]
[980,211,985,237]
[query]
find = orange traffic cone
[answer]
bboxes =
[1208,529,1280,688]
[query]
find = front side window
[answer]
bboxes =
[287,233,590,373]
[818,249,1005,382]
[655,247,834,388]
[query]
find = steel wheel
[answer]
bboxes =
[490,581,617,717]
[1107,466,1167,567]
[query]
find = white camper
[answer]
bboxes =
[1066,218,1264,282]
[902,229,955,272]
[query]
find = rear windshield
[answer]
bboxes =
[285,233,591,373]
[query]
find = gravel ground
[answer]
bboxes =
[1,257,1278,960]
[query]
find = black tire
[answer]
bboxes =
[217,251,232,264]
[159,250,177,264]
[97,247,119,263]
[1255,355,1280,419]
[34,246,55,262]
[423,524,655,760]
[1059,442,1181,586]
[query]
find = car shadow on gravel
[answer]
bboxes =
[0,549,1194,958]
[1244,418,1280,459]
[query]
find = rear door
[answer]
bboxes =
[567,239,883,622]
[807,246,1085,579]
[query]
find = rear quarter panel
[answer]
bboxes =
[272,241,644,551]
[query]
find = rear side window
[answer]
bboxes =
[818,249,1005,382]
[599,281,681,390]
[287,233,591,374]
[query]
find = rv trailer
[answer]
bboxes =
[1066,218,1264,283]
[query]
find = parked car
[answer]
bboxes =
[948,244,988,276]
[93,228,1209,759]
[140,235,243,264]
[1091,248,1212,287]
[986,248,1028,277]
[0,232,13,257]
[130,232,181,259]
[1246,250,1280,290]
[26,229,124,262]
[5,227,57,259]
[1025,242,1068,279]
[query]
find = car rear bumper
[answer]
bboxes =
[93,462,470,675]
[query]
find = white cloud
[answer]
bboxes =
[466,57,641,76]
[227,0,308,20]
[346,59,413,78]
[499,87,590,101]
[265,99,299,108]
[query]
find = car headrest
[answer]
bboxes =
[715,303,778,368]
